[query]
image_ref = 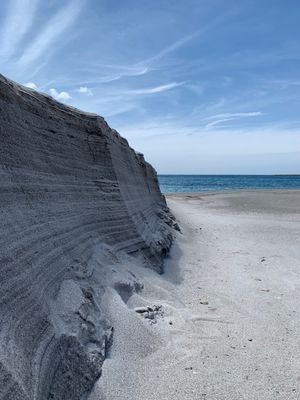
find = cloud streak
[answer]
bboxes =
[207,112,263,119]
[140,32,199,66]
[138,10,237,68]
[126,82,184,95]
[0,0,39,59]
[271,79,300,88]
[17,0,82,67]
[205,112,264,129]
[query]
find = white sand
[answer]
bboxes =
[89,189,300,400]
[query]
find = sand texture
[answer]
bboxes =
[89,190,300,400]
[0,74,175,400]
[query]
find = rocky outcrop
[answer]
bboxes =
[0,74,174,399]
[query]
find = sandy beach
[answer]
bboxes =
[89,189,300,400]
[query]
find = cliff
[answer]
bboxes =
[0,74,175,399]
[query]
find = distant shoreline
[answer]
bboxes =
[158,174,300,176]
[164,188,300,196]
[159,175,300,194]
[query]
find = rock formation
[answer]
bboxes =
[0,74,174,399]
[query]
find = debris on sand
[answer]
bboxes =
[134,305,164,323]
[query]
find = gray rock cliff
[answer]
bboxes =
[0,74,174,399]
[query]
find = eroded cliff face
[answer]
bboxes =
[0,74,175,399]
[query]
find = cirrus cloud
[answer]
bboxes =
[205,112,264,129]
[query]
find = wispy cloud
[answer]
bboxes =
[138,10,237,68]
[90,82,184,115]
[104,103,143,118]
[207,112,264,119]
[0,0,39,59]
[49,88,71,101]
[127,82,184,95]
[17,0,82,67]
[270,79,300,88]
[205,112,264,129]
[205,118,239,129]
[140,32,199,66]
[81,64,149,80]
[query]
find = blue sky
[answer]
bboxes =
[1,0,300,174]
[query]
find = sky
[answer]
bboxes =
[1,0,300,174]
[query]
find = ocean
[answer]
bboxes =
[158,175,300,193]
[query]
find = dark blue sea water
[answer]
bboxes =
[158,175,300,193]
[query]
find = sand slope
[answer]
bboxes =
[0,74,174,400]
[90,190,300,400]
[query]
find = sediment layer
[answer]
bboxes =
[0,74,174,399]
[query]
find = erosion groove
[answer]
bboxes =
[0,74,175,400]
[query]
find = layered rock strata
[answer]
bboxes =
[0,74,174,399]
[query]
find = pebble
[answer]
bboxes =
[134,307,148,314]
